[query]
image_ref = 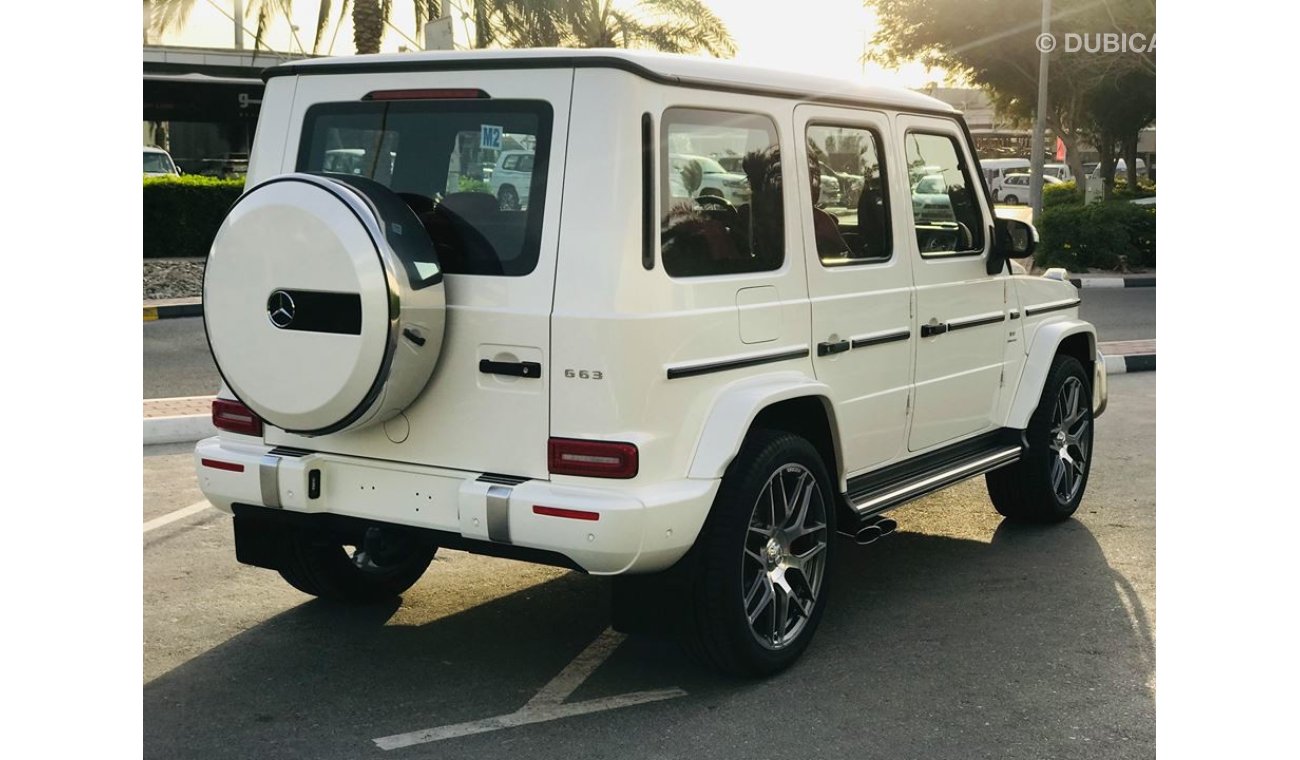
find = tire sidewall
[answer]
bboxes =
[697,431,836,674]
[1025,356,1094,519]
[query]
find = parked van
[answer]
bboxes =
[979,157,1030,200]
[196,50,1105,676]
[1089,157,1147,181]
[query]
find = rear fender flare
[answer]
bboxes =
[687,372,841,482]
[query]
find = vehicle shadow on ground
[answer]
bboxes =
[144,518,1153,759]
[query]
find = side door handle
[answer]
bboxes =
[920,321,949,338]
[817,339,851,357]
[479,359,542,378]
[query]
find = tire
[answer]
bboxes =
[1004,194,1019,204]
[681,430,835,676]
[278,528,436,604]
[987,354,1094,522]
[498,185,519,210]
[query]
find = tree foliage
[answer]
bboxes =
[488,0,735,57]
[867,0,1155,198]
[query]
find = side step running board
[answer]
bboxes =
[845,432,1023,518]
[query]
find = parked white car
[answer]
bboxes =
[980,157,1030,199]
[995,172,1063,204]
[668,153,751,204]
[143,146,179,176]
[196,49,1106,677]
[489,149,535,210]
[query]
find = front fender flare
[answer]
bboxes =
[687,372,840,481]
[1006,319,1097,429]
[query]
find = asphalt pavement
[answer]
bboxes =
[144,372,1155,760]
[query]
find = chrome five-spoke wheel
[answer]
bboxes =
[743,463,829,650]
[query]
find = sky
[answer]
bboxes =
[154,0,947,89]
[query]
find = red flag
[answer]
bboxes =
[1055,137,1067,161]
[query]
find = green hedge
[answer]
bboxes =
[1036,200,1156,271]
[143,176,245,259]
[1043,181,1080,207]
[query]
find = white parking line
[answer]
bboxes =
[372,628,687,750]
[143,500,214,534]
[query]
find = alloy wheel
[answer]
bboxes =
[1049,376,1091,503]
[742,464,829,650]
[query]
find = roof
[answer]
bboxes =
[263,48,956,116]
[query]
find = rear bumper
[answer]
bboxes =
[194,437,718,575]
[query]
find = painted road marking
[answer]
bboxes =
[143,306,158,321]
[144,500,214,534]
[372,627,687,750]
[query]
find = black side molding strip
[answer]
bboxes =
[1009,310,1021,320]
[667,347,810,380]
[1024,299,1082,317]
[850,329,910,349]
[946,313,1006,332]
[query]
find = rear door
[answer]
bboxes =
[264,68,573,479]
[793,105,914,474]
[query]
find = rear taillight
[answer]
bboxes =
[547,437,639,479]
[212,399,263,437]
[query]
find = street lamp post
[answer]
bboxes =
[1029,0,1051,225]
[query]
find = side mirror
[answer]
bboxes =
[996,217,1037,258]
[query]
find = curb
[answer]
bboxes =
[144,415,217,445]
[144,298,203,321]
[144,396,216,445]
[1102,353,1155,374]
[1069,276,1155,289]
[1098,339,1155,374]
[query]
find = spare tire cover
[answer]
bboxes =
[204,173,445,436]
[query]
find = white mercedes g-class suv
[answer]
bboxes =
[195,49,1106,676]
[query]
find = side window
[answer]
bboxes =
[905,132,985,256]
[805,124,890,265]
[501,154,519,171]
[659,108,783,277]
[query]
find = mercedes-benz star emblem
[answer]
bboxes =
[267,290,296,328]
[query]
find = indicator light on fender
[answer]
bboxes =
[212,399,264,437]
[547,438,638,479]
[533,505,601,521]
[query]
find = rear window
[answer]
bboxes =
[298,99,553,277]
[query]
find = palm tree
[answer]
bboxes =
[148,1,443,55]
[148,0,300,52]
[495,0,735,57]
[340,0,444,54]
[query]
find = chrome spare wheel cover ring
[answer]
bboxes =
[1049,376,1091,503]
[742,463,829,651]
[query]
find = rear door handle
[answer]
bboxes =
[920,321,949,338]
[817,339,850,356]
[479,359,542,378]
